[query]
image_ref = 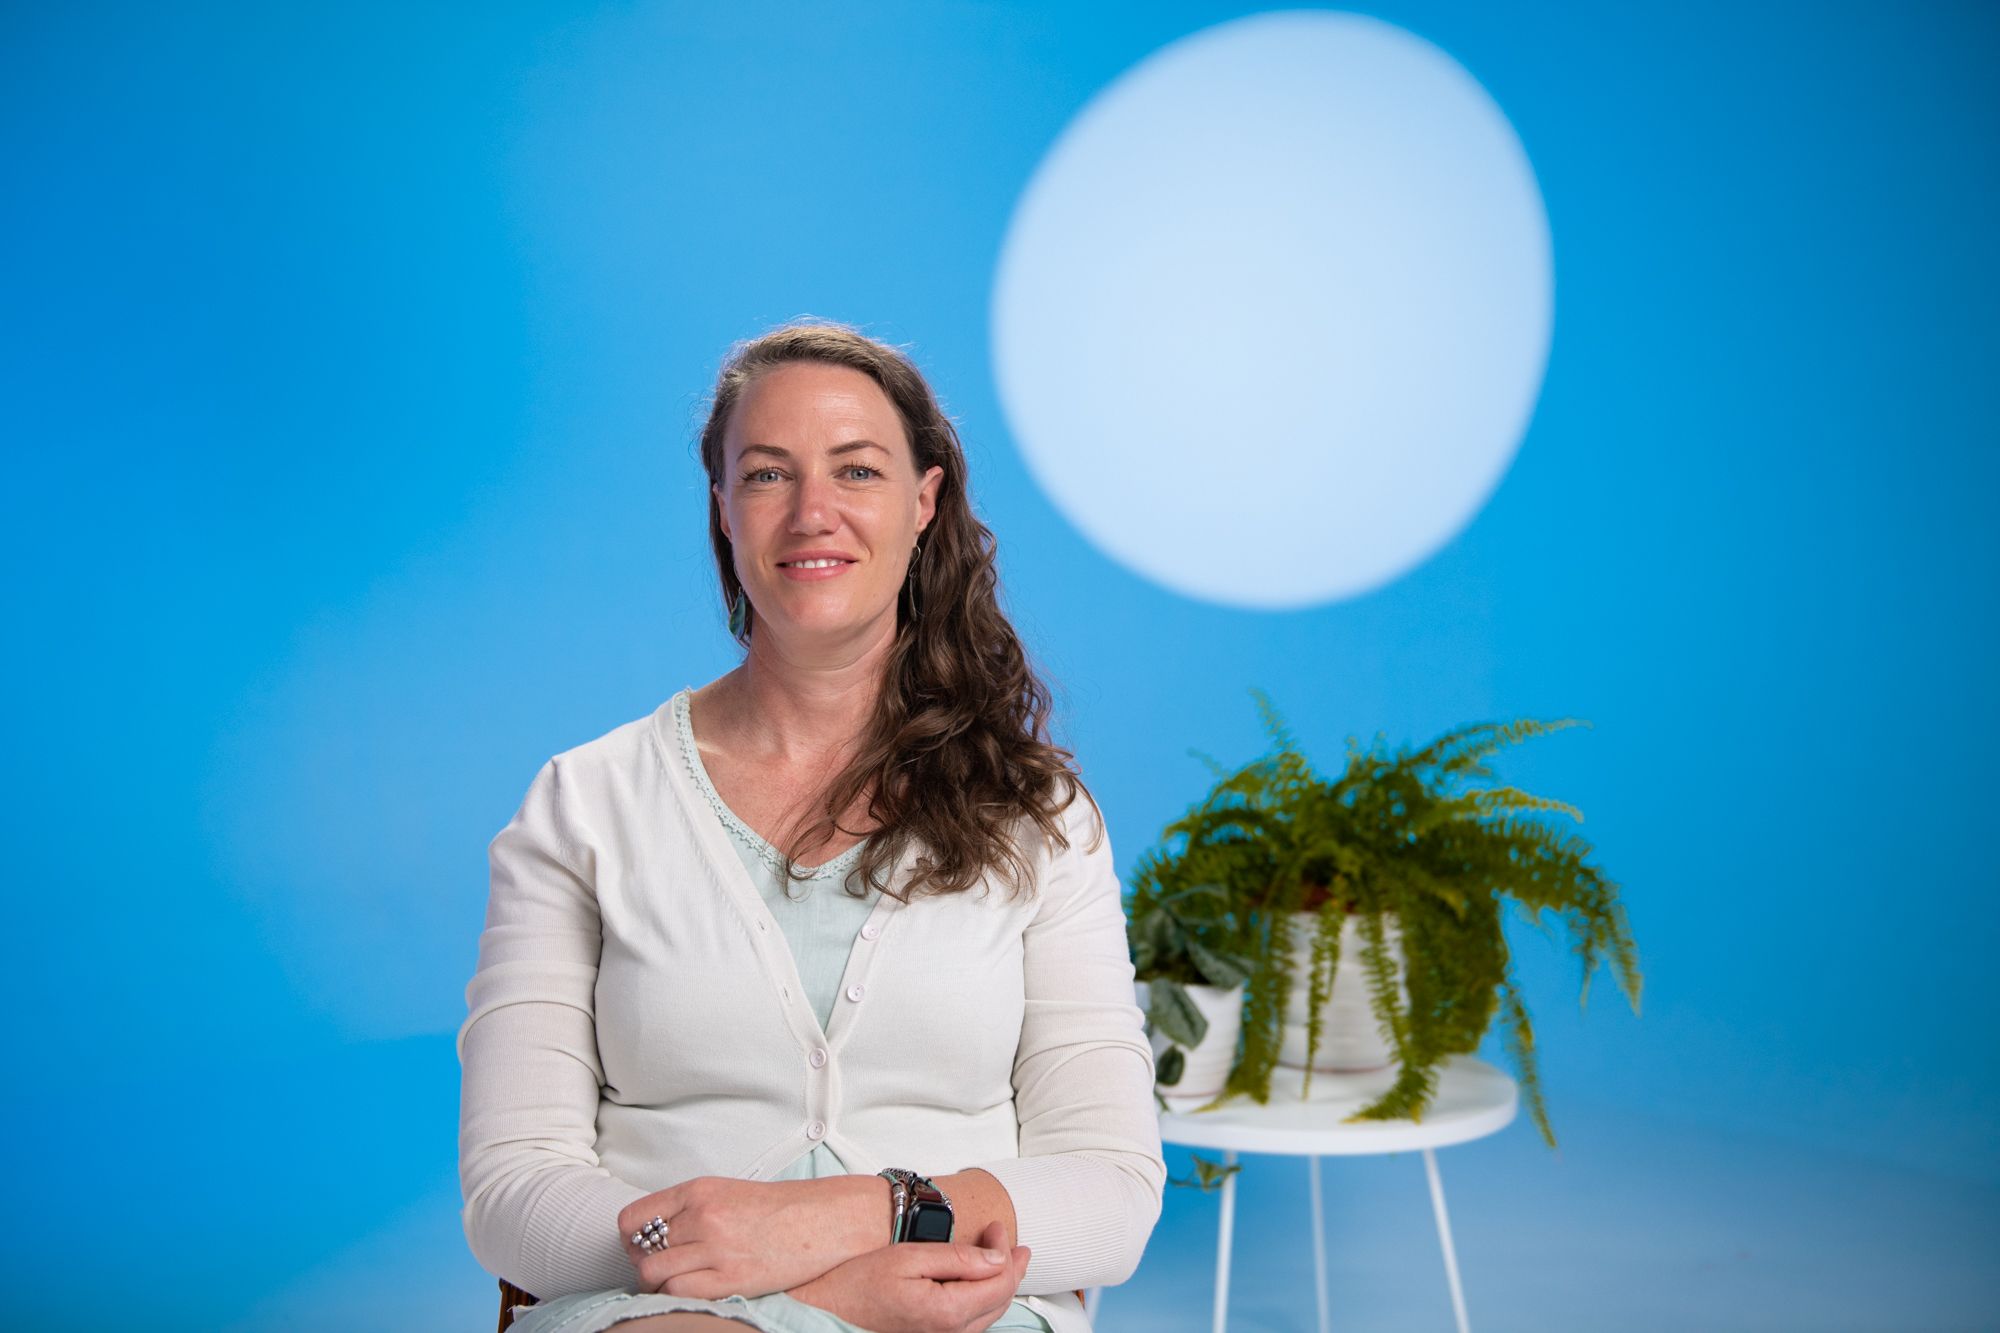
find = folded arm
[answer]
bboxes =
[970,795,1167,1295]
[459,758,649,1298]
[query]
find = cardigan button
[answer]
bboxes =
[846,984,865,1003]
[806,1120,826,1140]
[810,1048,827,1069]
[860,923,880,941]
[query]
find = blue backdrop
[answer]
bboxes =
[4,2,1994,1329]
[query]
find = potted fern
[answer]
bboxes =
[1142,692,1643,1146]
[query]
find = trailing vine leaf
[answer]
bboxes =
[1188,937,1253,988]
[1190,1155,1240,1190]
[1155,1045,1186,1088]
[1148,979,1207,1049]
[1166,1153,1243,1192]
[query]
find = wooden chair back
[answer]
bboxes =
[496,1279,538,1331]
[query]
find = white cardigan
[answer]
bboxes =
[458,697,1165,1325]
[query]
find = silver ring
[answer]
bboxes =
[631,1215,670,1253]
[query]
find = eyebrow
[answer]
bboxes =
[737,440,891,461]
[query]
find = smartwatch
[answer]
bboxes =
[879,1168,954,1243]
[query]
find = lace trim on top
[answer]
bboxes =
[672,689,869,886]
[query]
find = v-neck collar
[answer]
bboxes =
[648,690,907,1053]
[668,688,869,885]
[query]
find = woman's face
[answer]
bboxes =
[716,362,943,650]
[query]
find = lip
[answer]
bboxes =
[775,550,859,582]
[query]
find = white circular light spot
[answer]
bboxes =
[991,12,1553,608]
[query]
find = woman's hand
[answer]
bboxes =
[788,1222,1032,1333]
[618,1175,883,1299]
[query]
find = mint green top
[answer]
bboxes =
[673,688,880,1033]
[664,689,1051,1333]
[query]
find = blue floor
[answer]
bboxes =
[1115,1101,2000,1332]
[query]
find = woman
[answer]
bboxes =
[458,321,1164,1333]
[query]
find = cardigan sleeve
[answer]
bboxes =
[972,794,1166,1293]
[458,757,650,1298]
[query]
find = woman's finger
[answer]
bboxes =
[936,1260,1031,1332]
[897,1238,1013,1283]
[636,1239,716,1293]
[617,1186,684,1250]
[656,1266,735,1301]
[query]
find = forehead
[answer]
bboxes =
[727,361,908,456]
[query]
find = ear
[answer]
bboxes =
[915,465,943,534]
[712,483,733,542]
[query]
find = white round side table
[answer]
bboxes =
[1134,1056,1517,1333]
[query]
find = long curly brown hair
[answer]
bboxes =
[697,321,1099,900]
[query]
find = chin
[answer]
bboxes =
[768,594,895,638]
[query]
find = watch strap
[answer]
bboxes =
[878,1168,953,1242]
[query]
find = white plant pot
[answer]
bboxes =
[1135,979,1245,1103]
[1277,911,1405,1073]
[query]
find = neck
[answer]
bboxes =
[718,616,901,763]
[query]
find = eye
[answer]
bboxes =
[841,464,882,481]
[741,467,784,484]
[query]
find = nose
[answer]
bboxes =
[788,469,838,534]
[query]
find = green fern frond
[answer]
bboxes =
[1416,717,1588,783]
[1300,907,1344,1097]
[1401,719,1501,773]
[1469,787,1585,823]
[1348,1058,1439,1125]
[1224,915,1286,1103]
[1356,909,1412,1064]
[1249,688,1307,765]
[1187,748,1232,782]
[1500,979,1554,1147]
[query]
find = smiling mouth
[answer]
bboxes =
[778,558,855,569]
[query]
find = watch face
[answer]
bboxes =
[909,1203,954,1243]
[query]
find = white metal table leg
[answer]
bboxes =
[1212,1150,1238,1333]
[1422,1147,1471,1333]
[1308,1154,1330,1333]
[1083,1285,1101,1327]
